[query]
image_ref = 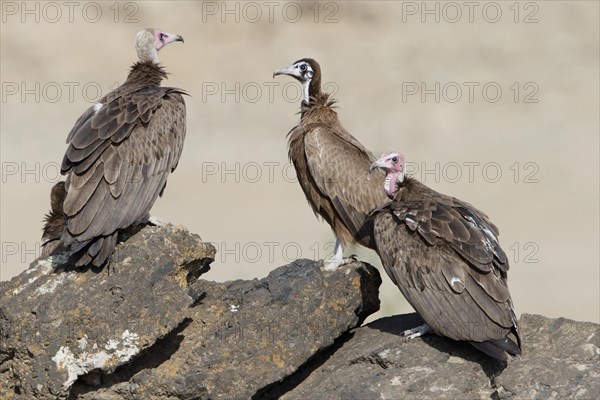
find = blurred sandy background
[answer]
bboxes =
[1,1,598,324]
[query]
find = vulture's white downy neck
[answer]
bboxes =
[302,79,311,104]
[135,31,160,64]
[137,47,160,64]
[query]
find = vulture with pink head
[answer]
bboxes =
[42,28,186,267]
[273,58,389,269]
[370,152,521,361]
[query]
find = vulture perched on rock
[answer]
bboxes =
[369,151,521,361]
[42,28,186,267]
[273,58,389,269]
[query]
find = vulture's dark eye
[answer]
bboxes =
[391,156,398,163]
[159,33,165,40]
[300,64,307,71]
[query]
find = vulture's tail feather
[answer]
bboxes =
[41,182,67,257]
[470,335,521,362]
[69,233,119,267]
[94,234,118,267]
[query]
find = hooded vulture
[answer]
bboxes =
[369,151,521,361]
[273,58,389,269]
[42,28,186,267]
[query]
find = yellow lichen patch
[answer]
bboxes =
[161,359,183,378]
[175,268,188,289]
[270,353,287,369]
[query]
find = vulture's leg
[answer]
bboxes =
[324,238,358,271]
[401,323,431,340]
[324,238,344,271]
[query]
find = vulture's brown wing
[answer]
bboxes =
[303,125,388,244]
[390,180,508,272]
[372,183,517,344]
[61,87,186,243]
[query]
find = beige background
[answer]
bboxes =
[1,1,598,324]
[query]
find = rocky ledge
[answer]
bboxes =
[0,224,380,399]
[0,225,598,399]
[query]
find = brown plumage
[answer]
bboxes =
[273,59,389,268]
[41,181,67,257]
[42,28,186,267]
[370,152,521,361]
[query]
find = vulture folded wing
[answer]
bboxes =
[66,104,98,144]
[303,125,388,243]
[453,200,509,270]
[62,88,186,242]
[388,181,507,272]
[373,209,514,343]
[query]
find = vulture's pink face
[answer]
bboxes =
[370,152,406,198]
[153,29,184,51]
[370,152,405,174]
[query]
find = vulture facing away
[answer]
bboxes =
[42,28,186,267]
[370,152,521,361]
[273,58,389,269]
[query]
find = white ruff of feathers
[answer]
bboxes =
[384,175,393,193]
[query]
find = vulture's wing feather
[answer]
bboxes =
[62,88,186,243]
[303,125,388,244]
[66,104,97,144]
[454,202,509,270]
[389,180,508,272]
[373,181,516,344]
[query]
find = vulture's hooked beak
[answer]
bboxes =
[165,33,184,44]
[273,65,297,79]
[369,160,383,173]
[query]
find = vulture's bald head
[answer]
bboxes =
[135,28,184,64]
[370,152,406,198]
[370,152,405,174]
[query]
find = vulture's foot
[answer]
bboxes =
[402,323,431,340]
[323,238,350,271]
[323,256,357,271]
[147,215,169,226]
[323,259,342,271]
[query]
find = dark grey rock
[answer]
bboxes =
[0,225,382,400]
[0,224,215,400]
[2,223,598,400]
[72,259,381,400]
[274,313,600,400]
[495,314,600,399]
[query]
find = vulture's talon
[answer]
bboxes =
[401,323,431,340]
[323,256,357,271]
[323,260,342,271]
[147,215,168,226]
